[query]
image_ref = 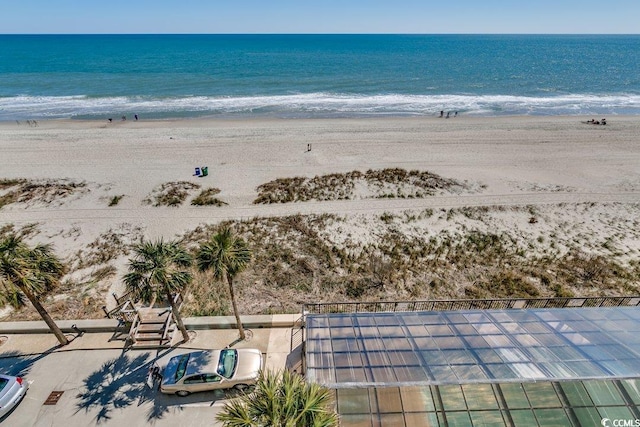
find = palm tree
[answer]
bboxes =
[123,239,193,342]
[216,369,339,427]
[0,235,69,346]
[196,227,250,340]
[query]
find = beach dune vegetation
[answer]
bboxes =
[253,168,472,204]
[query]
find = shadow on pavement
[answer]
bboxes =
[0,345,59,377]
[75,347,233,424]
[75,351,153,424]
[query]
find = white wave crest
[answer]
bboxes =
[1,93,640,120]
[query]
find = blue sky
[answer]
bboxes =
[1,0,638,34]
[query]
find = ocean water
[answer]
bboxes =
[1,34,639,120]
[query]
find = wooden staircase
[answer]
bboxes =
[129,307,175,349]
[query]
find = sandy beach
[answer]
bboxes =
[1,116,639,318]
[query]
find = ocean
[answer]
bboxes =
[1,34,639,120]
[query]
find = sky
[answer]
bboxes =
[1,0,638,34]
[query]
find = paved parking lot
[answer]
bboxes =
[0,326,299,426]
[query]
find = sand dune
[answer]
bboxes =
[1,116,639,317]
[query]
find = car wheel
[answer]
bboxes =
[176,390,191,397]
[233,384,249,391]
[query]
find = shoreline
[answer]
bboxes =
[0,113,631,127]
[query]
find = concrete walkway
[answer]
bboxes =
[0,315,303,426]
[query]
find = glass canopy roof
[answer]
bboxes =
[306,307,640,387]
[306,307,640,426]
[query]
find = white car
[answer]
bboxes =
[160,349,262,396]
[0,374,28,419]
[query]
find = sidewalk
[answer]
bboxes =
[0,314,304,426]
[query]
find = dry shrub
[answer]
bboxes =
[191,187,227,206]
[144,181,200,206]
[0,178,86,208]
[72,224,143,270]
[253,168,470,204]
[464,271,541,299]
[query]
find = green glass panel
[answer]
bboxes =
[574,407,603,426]
[445,411,472,426]
[438,385,467,411]
[621,379,640,404]
[499,383,530,409]
[584,380,624,406]
[462,384,499,410]
[559,381,593,407]
[532,409,571,426]
[523,383,562,408]
[597,406,635,422]
[469,410,507,426]
[509,409,539,425]
[400,386,435,412]
[337,388,371,415]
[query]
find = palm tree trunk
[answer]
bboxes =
[167,290,190,343]
[22,288,69,346]
[227,274,246,340]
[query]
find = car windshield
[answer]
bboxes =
[0,378,7,391]
[216,349,238,379]
[174,354,190,382]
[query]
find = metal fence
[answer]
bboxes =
[303,296,640,314]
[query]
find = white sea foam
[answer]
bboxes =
[1,93,640,120]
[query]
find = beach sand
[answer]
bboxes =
[1,116,639,317]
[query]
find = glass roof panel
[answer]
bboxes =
[509,409,540,426]
[583,380,625,406]
[532,409,571,426]
[376,387,403,413]
[439,385,467,411]
[469,410,507,427]
[500,383,531,409]
[399,386,435,412]
[574,407,603,426]
[461,384,499,410]
[306,307,640,388]
[621,379,640,404]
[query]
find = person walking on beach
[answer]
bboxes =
[134,114,138,121]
